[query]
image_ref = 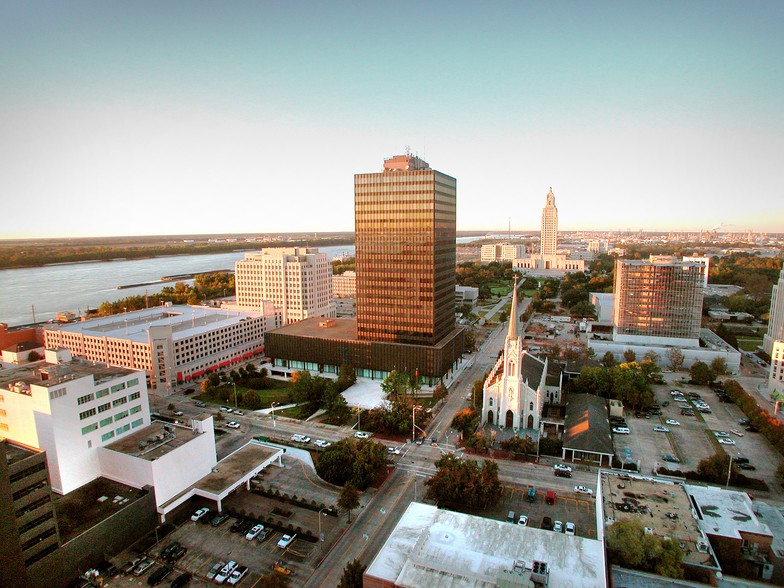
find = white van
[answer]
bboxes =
[612,427,630,435]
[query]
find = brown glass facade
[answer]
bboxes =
[355,162,457,347]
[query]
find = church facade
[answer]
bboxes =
[481,281,556,430]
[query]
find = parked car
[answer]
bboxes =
[387,446,401,454]
[518,514,528,526]
[665,419,680,426]
[233,410,244,416]
[612,427,630,434]
[132,558,154,577]
[170,572,192,588]
[190,507,210,522]
[714,431,730,438]
[554,464,572,472]
[246,524,264,540]
[123,556,145,575]
[230,518,246,533]
[553,520,564,533]
[226,421,240,429]
[653,426,670,433]
[718,438,736,445]
[314,439,331,447]
[197,508,214,524]
[173,410,184,416]
[565,522,576,536]
[214,561,237,585]
[738,463,756,470]
[541,516,553,530]
[277,533,296,549]
[227,565,249,585]
[220,406,233,413]
[554,468,571,478]
[662,454,680,463]
[574,485,593,495]
[257,528,271,542]
[238,519,255,535]
[168,546,187,563]
[206,562,225,581]
[147,564,173,586]
[211,513,230,527]
[194,401,207,407]
[160,542,180,561]
[353,431,370,439]
[730,429,744,437]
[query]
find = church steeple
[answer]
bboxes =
[507,276,518,340]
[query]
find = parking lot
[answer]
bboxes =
[484,482,597,540]
[612,375,783,498]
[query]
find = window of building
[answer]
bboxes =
[130,405,142,415]
[110,383,126,393]
[131,418,144,428]
[77,393,94,405]
[101,431,115,442]
[129,391,141,401]
[79,408,96,420]
[114,410,129,421]
[81,423,98,435]
[96,388,109,399]
[127,377,139,387]
[49,387,67,400]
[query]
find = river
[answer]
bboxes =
[0,237,481,327]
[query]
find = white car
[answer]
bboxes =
[291,434,310,443]
[665,420,680,426]
[190,507,210,521]
[574,486,593,495]
[233,410,244,416]
[245,524,264,540]
[173,410,184,416]
[565,522,576,536]
[518,514,528,526]
[353,431,370,439]
[718,438,736,445]
[553,520,563,533]
[388,446,401,455]
[554,463,572,473]
[653,426,670,433]
[730,429,744,437]
[277,533,296,549]
[227,565,248,585]
[314,439,332,447]
[612,427,630,435]
[214,561,237,584]
[226,421,240,429]
[714,431,730,438]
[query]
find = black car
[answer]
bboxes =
[147,564,173,586]
[238,519,255,534]
[554,469,572,478]
[168,546,187,563]
[170,572,192,588]
[211,513,230,527]
[160,542,180,561]
[738,463,756,470]
[230,518,246,533]
[198,509,214,524]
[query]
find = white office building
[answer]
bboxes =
[770,340,784,400]
[234,247,335,324]
[44,305,273,394]
[332,270,356,297]
[481,243,526,262]
[0,348,151,495]
[764,264,784,356]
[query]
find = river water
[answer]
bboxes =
[0,237,480,327]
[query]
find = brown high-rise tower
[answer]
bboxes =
[354,154,457,346]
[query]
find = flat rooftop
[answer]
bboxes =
[366,502,607,588]
[685,484,771,540]
[105,420,201,461]
[600,473,717,569]
[2,439,41,465]
[46,305,263,344]
[194,443,280,494]
[0,358,137,390]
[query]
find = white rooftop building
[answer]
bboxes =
[44,305,273,394]
[365,502,607,587]
[0,348,151,494]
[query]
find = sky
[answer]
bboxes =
[1,1,783,238]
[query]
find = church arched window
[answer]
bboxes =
[529,401,534,411]
[489,397,493,407]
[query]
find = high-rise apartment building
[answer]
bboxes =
[481,243,527,262]
[540,188,558,256]
[763,263,784,356]
[613,258,705,346]
[354,154,457,346]
[234,247,335,324]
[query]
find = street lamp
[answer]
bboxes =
[231,380,238,408]
[271,402,278,428]
[318,508,329,553]
[412,405,423,443]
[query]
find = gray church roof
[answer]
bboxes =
[521,352,545,387]
[563,393,613,456]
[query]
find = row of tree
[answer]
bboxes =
[424,454,501,509]
[573,360,658,410]
[722,380,784,456]
[289,366,356,421]
[315,437,388,490]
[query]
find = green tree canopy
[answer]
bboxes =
[606,518,684,579]
[425,455,501,509]
[451,407,480,437]
[338,559,366,588]
[668,347,685,372]
[315,438,388,490]
[601,351,616,369]
[338,483,360,522]
[689,361,714,386]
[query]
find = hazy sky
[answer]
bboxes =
[2,1,782,238]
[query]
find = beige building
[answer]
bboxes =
[770,340,784,400]
[331,270,356,297]
[234,247,335,324]
[480,243,526,262]
[513,188,586,274]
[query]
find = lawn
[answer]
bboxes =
[736,337,763,351]
[195,380,293,410]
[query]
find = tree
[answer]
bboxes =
[200,379,212,393]
[336,364,357,392]
[244,389,262,410]
[425,455,501,509]
[573,366,613,397]
[168,403,175,411]
[606,518,684,578]
[27,350,41,362]
[601,351,616,369]
[323,382,350,422]
[697,452,737,484]
[451,407,480,437]
[623,349,637,363]
[338,483,360,523]
[463,330,476,352]
[381,370,410,402]
[569,300,597,319]
[260,571,291,588]
[668,347,685,372]
[611,363,653,410]
[432,382,448,403]
[642,350,660,365]
[208,372,221,387]
[776,462,784,482]
[471,379,484,408]
[498,310,509,324]
[315,438,388,490]
[689,361,714,386]
[338,559,366,588]
[500,436,536,459]
[710,356,728,377]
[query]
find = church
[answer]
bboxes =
[481,280,561,430]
